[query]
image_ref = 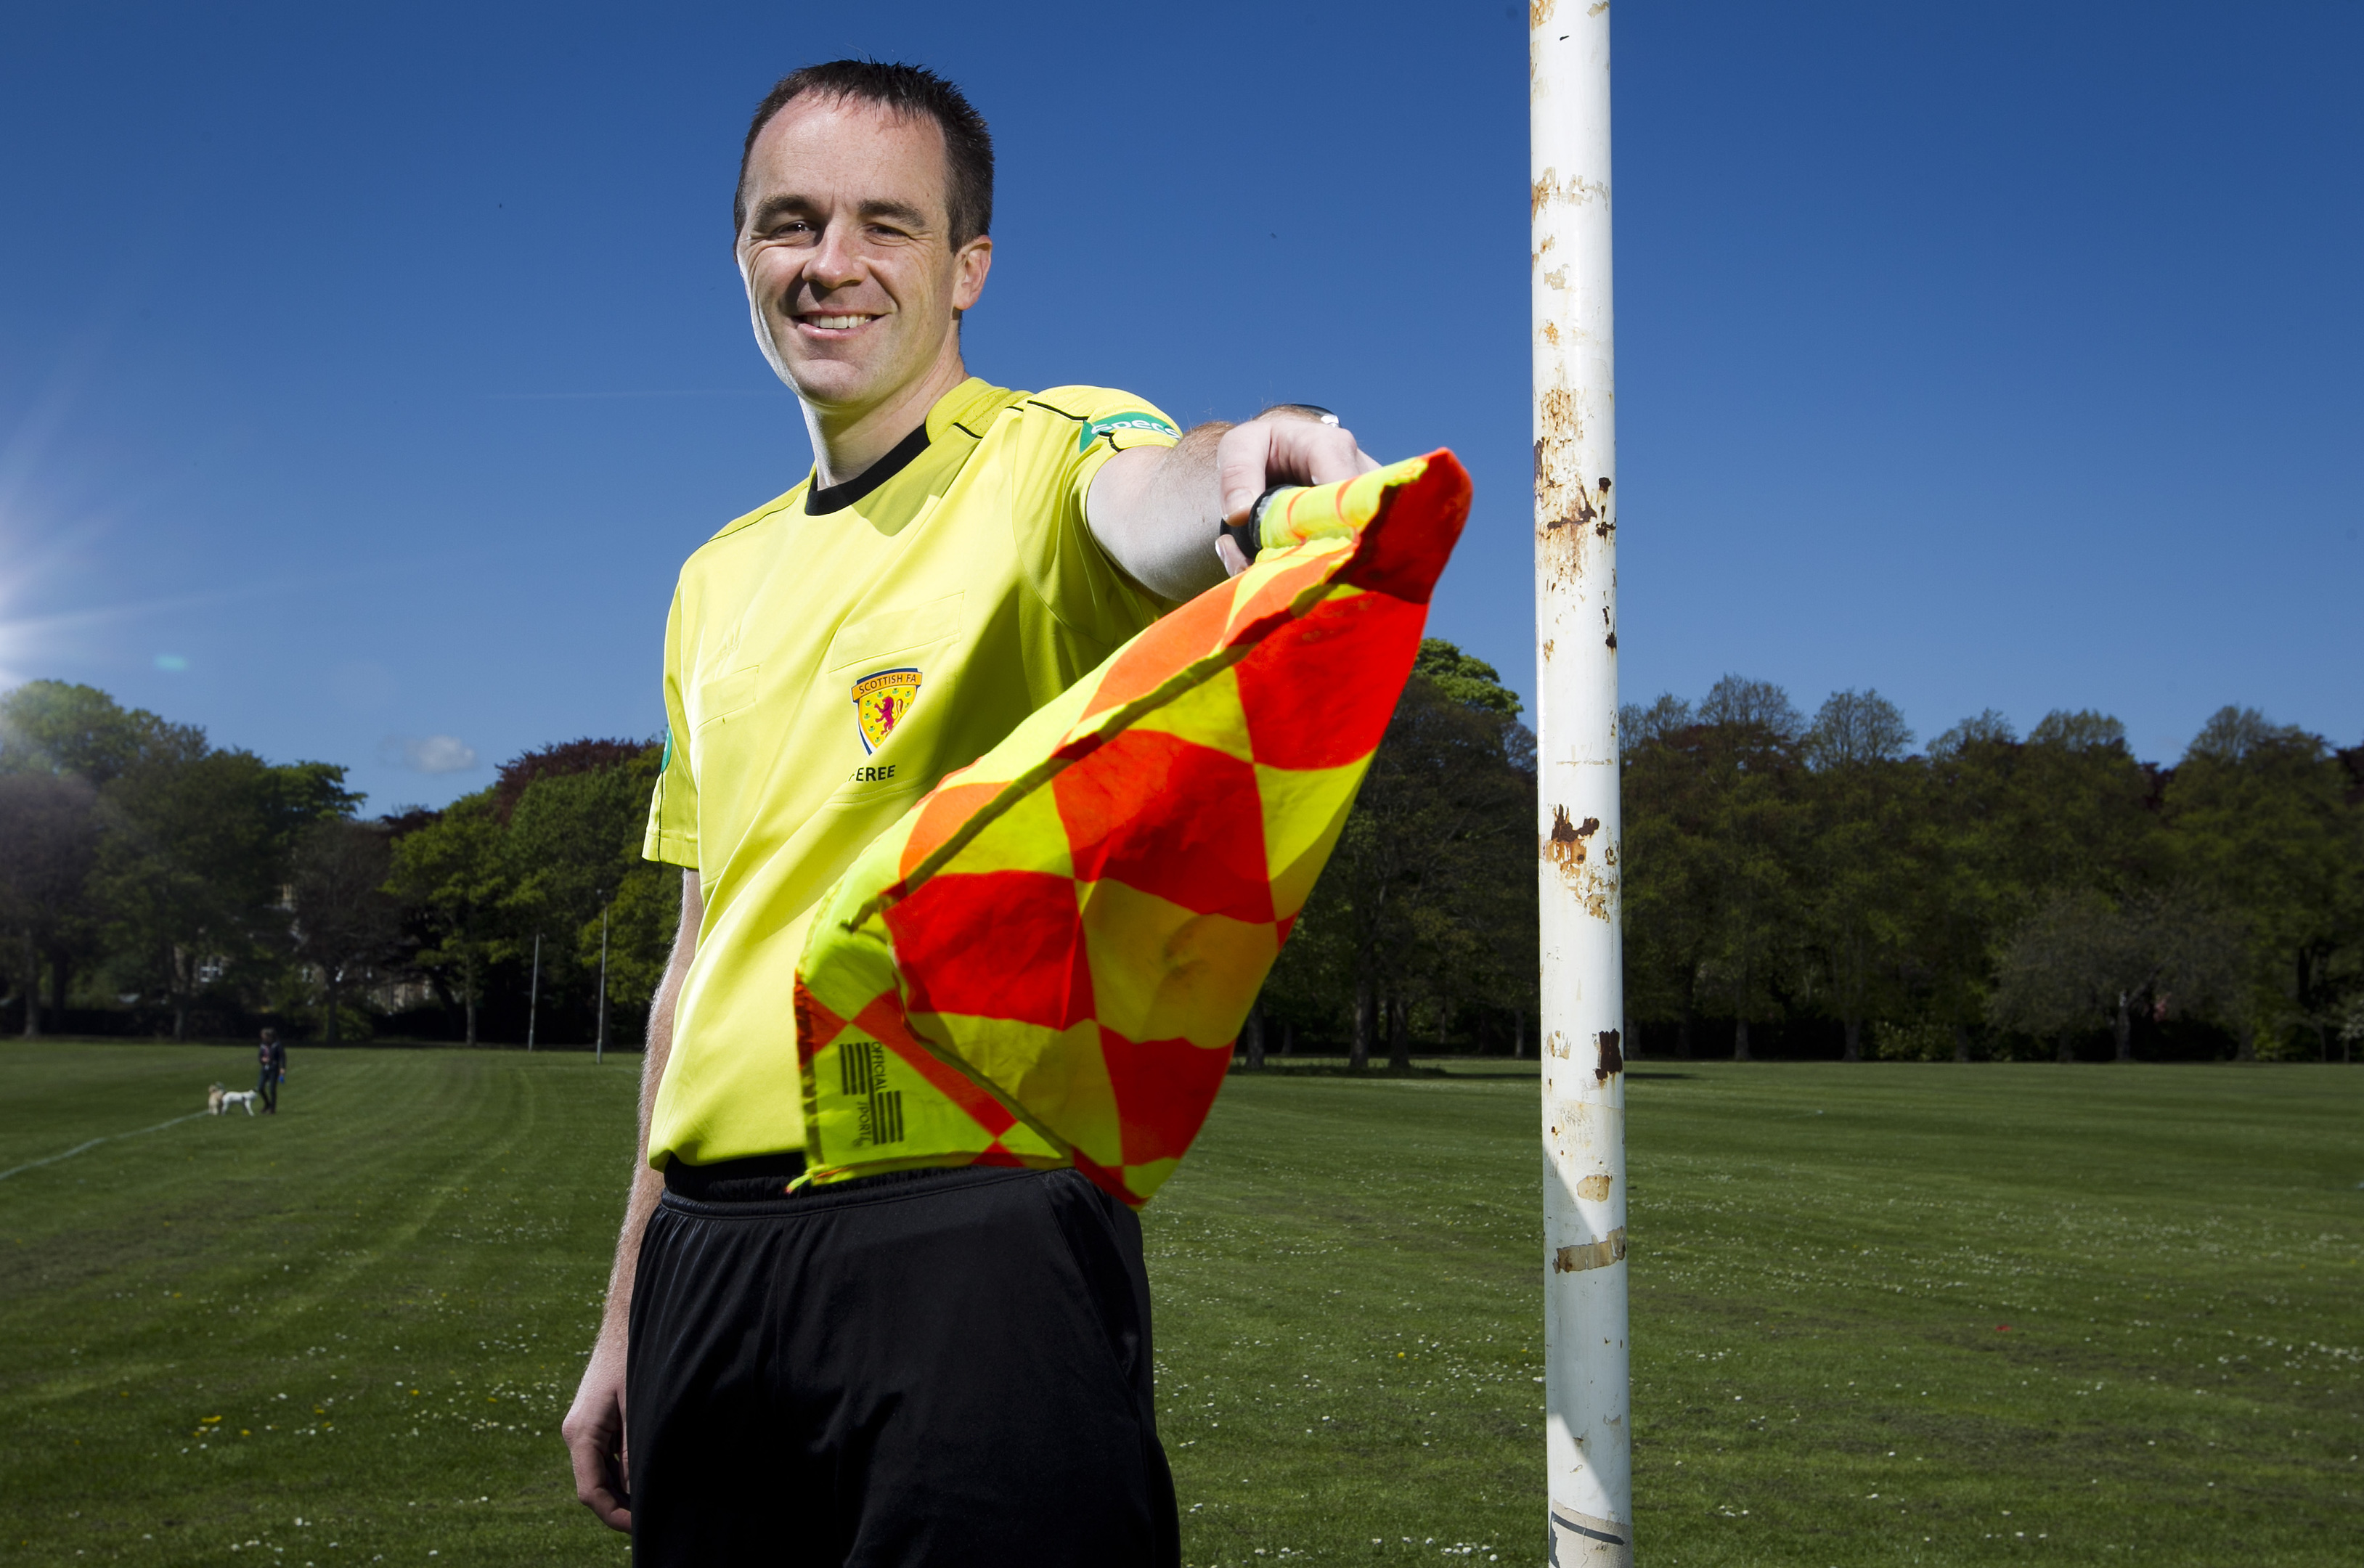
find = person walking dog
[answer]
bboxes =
[256,1027,285,1115]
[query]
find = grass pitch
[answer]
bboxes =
[1,1045,2357,1567]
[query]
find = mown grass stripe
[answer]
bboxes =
[0,1111,211,1182]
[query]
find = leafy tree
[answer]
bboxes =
[1905,708,2161,1061]
[1801,690,1917,1061]
[2164,707,2364,1059]
[1276,645,1531,1068]
[493,739,652,819]
[2010,710,2162,898]
[0,772,100,1035]
[600,859,687,1022]
[378,739,672,1046]
[1915,711,2025,1060]
[1401,707,1533,1067]
[1693,676,1807,1060]
[502,744,666,1033]
[1986,888,2240,1061]
[96,746,354,1039]
[1413,639,1524,717]
[386,793,510,1045]
[0,680,201,785]
[2,683,358,1036]
[288,819,402,1042]
[1621,695,1718,1056]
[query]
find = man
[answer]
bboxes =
[563,60,1375,1566]
[256,1027,284,1115]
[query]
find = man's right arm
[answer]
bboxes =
[1085,408,1379,599]
[562,867,703,1534]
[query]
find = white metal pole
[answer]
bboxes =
[1533,3,1631,1564]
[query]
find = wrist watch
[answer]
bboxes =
[1220,485,1289,567]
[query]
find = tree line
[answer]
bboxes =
[1617,679,2364,1063]
[5,655,2358,1064]
[0,681,675,1047]
[0,648,1537,1057]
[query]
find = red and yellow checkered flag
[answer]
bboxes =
[792,449,1472,1206]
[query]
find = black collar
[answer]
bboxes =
[805,422,932,515]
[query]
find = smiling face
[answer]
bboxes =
[735,95,992,420]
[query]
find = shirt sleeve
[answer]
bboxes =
[1011,387,1183,652]
[643,584,701,868]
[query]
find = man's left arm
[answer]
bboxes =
[1085,407,1379,601]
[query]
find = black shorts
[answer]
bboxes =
[626,1161,1179,1568]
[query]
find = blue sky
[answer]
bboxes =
[1,1,2356,810]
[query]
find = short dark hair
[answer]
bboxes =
[734,61,994,246]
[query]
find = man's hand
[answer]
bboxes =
[563,1318,632,1532]
[1088,405,1379,600]
[1211,413,1379,576]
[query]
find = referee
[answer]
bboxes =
[562,60,1375,1567]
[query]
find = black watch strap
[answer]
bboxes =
[1222,484,1290,566]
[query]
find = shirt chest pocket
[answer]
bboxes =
[823,592,965,673]
[693,664,761,732]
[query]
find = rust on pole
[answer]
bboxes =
[1533,1,1630,1564]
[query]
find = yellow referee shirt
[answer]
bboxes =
[641,376,1182,1168]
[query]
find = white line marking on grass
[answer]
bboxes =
[0,1111,209,1181]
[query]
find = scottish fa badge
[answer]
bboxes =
[852,667,922,754]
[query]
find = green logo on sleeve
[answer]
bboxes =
[1079,411,1179,452]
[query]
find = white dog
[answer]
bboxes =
[208,1082,258,1116]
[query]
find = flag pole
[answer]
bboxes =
[1533,4,1631,1563]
